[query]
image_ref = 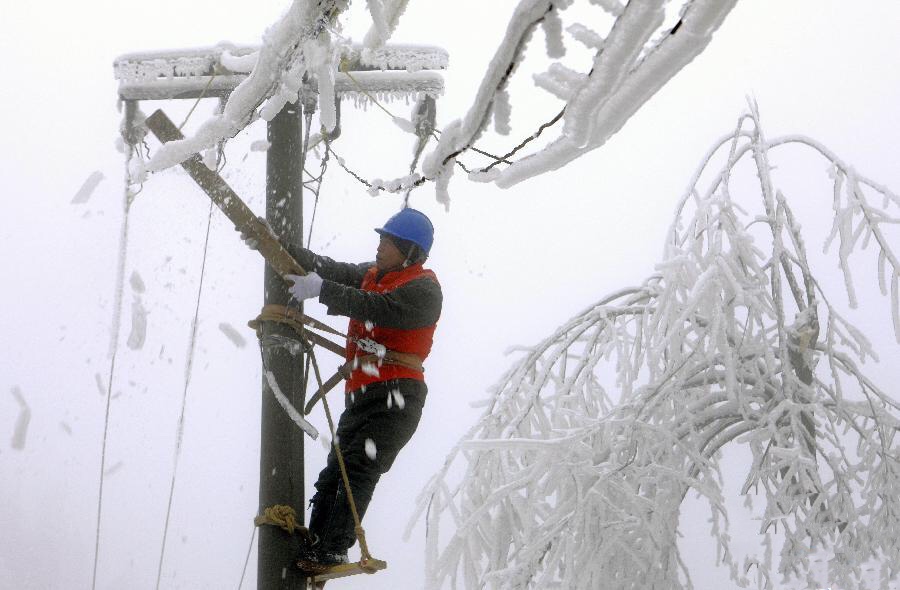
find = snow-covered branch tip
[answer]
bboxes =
[423,0,739,201]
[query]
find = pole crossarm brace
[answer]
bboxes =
[114,43,446,101]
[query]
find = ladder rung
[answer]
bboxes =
[311,558,387,581]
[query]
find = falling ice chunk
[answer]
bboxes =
[127,296,148,350]
[10,387,31,450]
[392,116,416,134]
[365,438,377,460]
[104,461,124,477]
[219,322,247,348]
[364,321,374,332]
[95,373,106,396]
[361,363,380,377]
[71,171,105,204]
[393,390,405,410]
[129,270,146,294]
[250,140,271,152]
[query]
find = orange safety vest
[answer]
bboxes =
[344,263,439,393]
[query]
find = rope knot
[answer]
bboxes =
[254,504,301,535]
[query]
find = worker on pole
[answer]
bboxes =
[276,207,442,572]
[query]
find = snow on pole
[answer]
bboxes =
[264,370,319,440]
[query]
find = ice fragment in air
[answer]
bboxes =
[95,373,106,396]
[10,387,30,450]
[250,140,271,152]
[72,171,105,204]
[130,271,146,294]
[127,296,148,350]
[104,461,124,477]
[219,322,247,348]
[392,116,416,134]
[365,438,377,460]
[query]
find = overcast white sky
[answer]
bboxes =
[1,1,899,589]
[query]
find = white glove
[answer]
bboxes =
[239,217,274,251]
[286,273,323,301]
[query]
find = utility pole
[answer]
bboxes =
[114,40,445,590]
[258,103,307,588]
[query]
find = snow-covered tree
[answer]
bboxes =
[410,106,900,589]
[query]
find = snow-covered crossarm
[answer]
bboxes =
[117,70,444,102]
[412,110,900,590]
[114,43,447,100]
[114,0,446,175]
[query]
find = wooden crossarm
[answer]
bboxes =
[144,109,306,279]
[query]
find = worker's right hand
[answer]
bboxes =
[286,273,323,301]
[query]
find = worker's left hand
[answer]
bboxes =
[286,273,323,301]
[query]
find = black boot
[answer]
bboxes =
[296,536,349,574]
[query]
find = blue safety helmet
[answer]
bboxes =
[375,208,434,255]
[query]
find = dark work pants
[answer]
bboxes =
[308,379,426,553]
